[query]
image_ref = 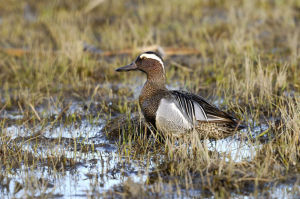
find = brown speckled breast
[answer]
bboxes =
[139,82,168,127]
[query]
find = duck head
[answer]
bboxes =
[116,51,165,78]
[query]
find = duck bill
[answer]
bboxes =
[115,62,137,72]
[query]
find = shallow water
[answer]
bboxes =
[2,123,148,198]
[0,100,299,198]
[1,105,150,198]
[207,134,261,162]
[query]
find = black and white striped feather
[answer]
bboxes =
[171,90,236,124]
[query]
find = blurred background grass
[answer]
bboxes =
[0,0,298,100]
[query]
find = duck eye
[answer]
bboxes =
[136,57,142,63]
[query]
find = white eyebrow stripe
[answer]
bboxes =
[140,53,164,70]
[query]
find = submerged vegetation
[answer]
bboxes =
[0,0,299,198]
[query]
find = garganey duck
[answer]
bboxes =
[116,51,244,139]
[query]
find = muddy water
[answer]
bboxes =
[0,99,299,198]
[1,103,150,198]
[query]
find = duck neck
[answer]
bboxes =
[139,72,166,103]
[145,72,166,91]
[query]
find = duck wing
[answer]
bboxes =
[170,90,237,123]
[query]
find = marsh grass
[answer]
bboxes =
[0,0,299,198]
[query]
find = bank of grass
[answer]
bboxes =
[0,0,299,198]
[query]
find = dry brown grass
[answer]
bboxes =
[0,0,299,198]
